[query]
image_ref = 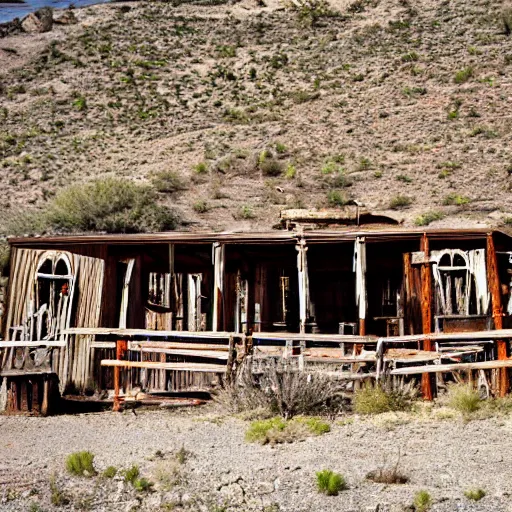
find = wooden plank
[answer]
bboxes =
[252,332,378,343]
[90,341,117,349]
[128,341,229,351]
[64,327,236,339]
[0,341,66,348]
[131,348,229,360]
[383,329,512,343]
[0,370,56,377]
[392,359,512,376]
[101,360,226,372]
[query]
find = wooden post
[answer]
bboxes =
[113,338,127,412]
[296,238,309,334]
[212,243,225,332]
[486,233,508,396]
[354,237,367,337]
[420,233,433,400]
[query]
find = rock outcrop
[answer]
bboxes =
[21,7,53,33]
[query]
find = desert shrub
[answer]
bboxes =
[215,362,346,419]
[194,161,208,174]
[413,490,432,511]
[443,193,470,206]
[327,190,347,207]
[133,477,153,492]
[260,158,284,177]
[316,470,347,496]
[354,384,413,415]
[454,67,473,84]
[176,446,191,464]
[152,171,186,193]
[50,474,70,506]
[123,465,140,484]
[65,451,96,477]
[415,211,444,226]
[246,416,330,444]
[193,200,209,213]
[285,164,297,179]
[502,4,512,35]
[447,384,481,414]
[389,195,412,209]
[285,0,334,26]
[464,488,485,501]
[45,178,178,233]
[102,466,117,478]
[366,455,408,484]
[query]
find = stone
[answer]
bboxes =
[21,8,53,33]
[54,10,78,25]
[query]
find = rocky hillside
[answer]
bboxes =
[0,0,512,234]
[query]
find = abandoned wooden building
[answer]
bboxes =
[2,219,512,413]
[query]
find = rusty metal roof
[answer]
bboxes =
[7,228,510,247]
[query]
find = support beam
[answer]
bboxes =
[354,237,367,337]
[420,233,434,400]
[212,243,225,332]
[486,233,508,396]
[296,238,309,334]
[113,339,127,412]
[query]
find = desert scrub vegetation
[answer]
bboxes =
[214,363,346,419]
[353,384,413,415]
[1,178,179,236]
[502,3,512,35]
[447,384,481,414]
[152,171,187,193]
[284,0,336,26]
[413,490,432,512]
[454,67,473,84]
[464,488,486,501]
[389,195,413,209]
[366,460,408,484]
[442,193,470,206]
[415,211,444,226]
[316,469,347,496]
[102,466,118,479]
[66,451,96,477]
[245,416,330,445]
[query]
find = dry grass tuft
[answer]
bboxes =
[354,384,414,415]
[447,384,481,414]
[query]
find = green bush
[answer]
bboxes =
[327,190,347,207]
[316,469,347,496]
[448,384,481,414]
[246,416,330,444]
[193,200,209,213]
[443,193,470,206]
[65,451,96,477]
[415,211,444,226]
[464,488,486,501]
[354,385,411,415]
[413,490,432,511]
[45,178,178,233]
[152,171,186,193]
[102,466,118,478]
[389,195,412,209]
[123,465,140,484]
[133,477,153,492]
[454,67,473,84]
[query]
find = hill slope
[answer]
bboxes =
[0,0,512,233]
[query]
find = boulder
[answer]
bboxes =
[54,10,78,25]
[21,7,53,33]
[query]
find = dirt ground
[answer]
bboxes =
[1,404,512,511]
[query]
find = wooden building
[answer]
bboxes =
[2,225,512,413]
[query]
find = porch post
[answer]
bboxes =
[354,237,367,336]
[212,242,225,332]
[296,238,309,334]
[420,233,433,400]
[486,233,508,396]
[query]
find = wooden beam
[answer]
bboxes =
[420,233,433,400]
[128,341,229,351]
[101,360,227,373]
[64,327,238,339]
[355,237,367,337]
[212,243,225,332]
[487,232,508,396]
[251,332,378,344]
[392,359,512,376]
[0,340,66,348]
[129,348,229,360]
[113,339,127,412]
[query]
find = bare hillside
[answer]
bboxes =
[0,0,512,233]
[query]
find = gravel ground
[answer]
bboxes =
[1,405,512,511]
